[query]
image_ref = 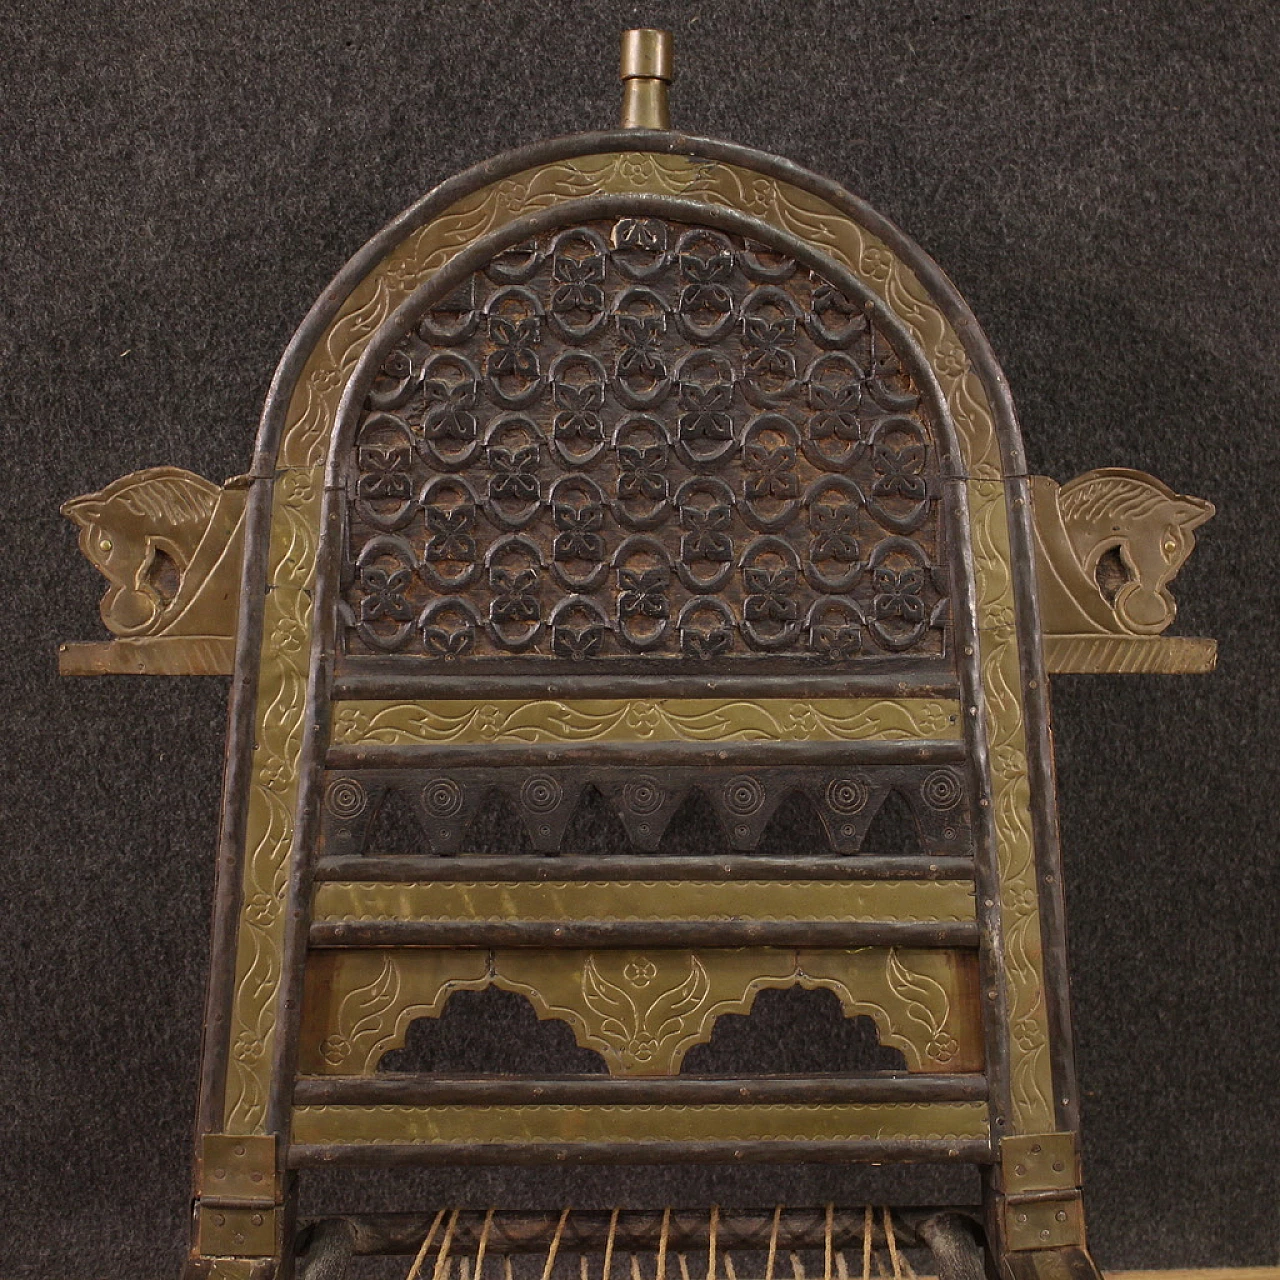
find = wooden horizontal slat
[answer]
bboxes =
[294,1073,989,1106]
[309,919,980,948]
[288,1137,994,1167]
[314,855,977,882]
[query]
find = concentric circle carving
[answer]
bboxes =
[826,776,870,815]
[421,777,464,818]
[324,778,368,820]
[520,775,563,813]
[922,768,962,811]
[622,775,665,815]
[723,775,765,816]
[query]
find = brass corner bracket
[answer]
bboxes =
[194,1134,282,1260]
[999,1133,1085,1252]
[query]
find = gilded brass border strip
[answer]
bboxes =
[330,698,962,747]
[310,879,977,925]
[291,1101,990,1145]
[1043,635,1217,675]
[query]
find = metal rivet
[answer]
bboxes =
[251,1214,264,1227]
[1014,1164,1026,1176]
[1016,1214,1027,1225]
[1053,1160,1065,1172]
[1055,1211,1068,1223]
[233,1145,245,1157]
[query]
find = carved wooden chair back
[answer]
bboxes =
[58,32,1217,1280]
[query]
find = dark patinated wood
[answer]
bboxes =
[292,1072,989,1106]
[287,1138,994,1169]
[314,855,977,881]
[308,919,981,949]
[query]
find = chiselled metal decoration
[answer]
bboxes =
[299,946,982,1077]
[59,27,1217,1280]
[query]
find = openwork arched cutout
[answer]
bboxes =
[298,948,982,1077]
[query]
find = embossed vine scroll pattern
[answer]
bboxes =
[341,219,948,665]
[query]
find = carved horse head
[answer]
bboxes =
[61,467,221,636]
[1056,468,1214,634]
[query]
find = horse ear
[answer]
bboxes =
[1176,494,1215,530]
[60,495,103,528]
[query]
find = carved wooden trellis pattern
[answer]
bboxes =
[340,218,950,666]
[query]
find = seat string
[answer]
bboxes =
[406,1208,448,1280]
[882,1210,902,1280]
[432,1209,462,1280]
[764,1205,782,1280]
[474,1207,495,1280]
[541,1206,572,1280]
[603,1208,620,1280]
[656,1207,672,1280]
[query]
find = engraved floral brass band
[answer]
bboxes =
[967,479,1054,1130]
[291,1100,991,1146]
[220,148,1052,1137]
[329,698,963,747]
[310,879,977,925]
[299,946,982,1077]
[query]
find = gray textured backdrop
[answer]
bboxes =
[3,1,1277,1276]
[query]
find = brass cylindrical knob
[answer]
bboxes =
[619,29,672,130]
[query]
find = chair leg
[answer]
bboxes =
[910,1212,987,1280]
[995,1247,1104,1280]
[295,1219,358,1280]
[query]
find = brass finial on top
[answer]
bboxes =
[619,28,672,129]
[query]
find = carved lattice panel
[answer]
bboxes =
[341,217,949,668]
